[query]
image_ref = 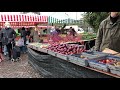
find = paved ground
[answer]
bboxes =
[0,51,114,78]
[0,54,42,78]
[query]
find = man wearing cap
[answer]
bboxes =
[0,22,16,60]
[95,12,120,52]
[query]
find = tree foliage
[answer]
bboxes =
[83,12,109,32]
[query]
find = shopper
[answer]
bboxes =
[30,25,42,43]
[26,27,31,37]
[95,12,120,52]
[69,27,77,36]
[27,27,32,43]
[0,28,3,54]
[17,36,26,53]
[0,28,4,61]
[0,22,16,60]
[65,27,77,41]
[55,27,61,34]
[49,26,63,43]
[0,42,4,62]
[20,27,27,45]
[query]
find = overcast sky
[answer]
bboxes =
[40,12,84,20]
[0,12,84,20]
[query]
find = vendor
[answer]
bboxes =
[69,27,77,36]
[30,25,42,43]
[49,26,62,42]
[95,12,120,52]
[65,27,77,41]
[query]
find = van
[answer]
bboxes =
[64,25,84,34]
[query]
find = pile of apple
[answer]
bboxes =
[98,59,116,64]
[47,43,86,55]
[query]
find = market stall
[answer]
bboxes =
[27,42,120,78]
[0,14,48,28]
[0,13,54,41]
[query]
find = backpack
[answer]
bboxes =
[21,30,26,37]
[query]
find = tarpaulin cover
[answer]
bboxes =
[27,48,113,78]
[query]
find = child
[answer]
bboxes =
[17,36,26,54]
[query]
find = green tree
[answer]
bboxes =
[83,12,109,32]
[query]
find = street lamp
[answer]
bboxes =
[76,12,77,20]
[65,13,70,25]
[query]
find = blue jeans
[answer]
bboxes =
[3,45,8,55]
[19,46,26,53]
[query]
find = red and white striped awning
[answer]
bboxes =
[0,14,48,22]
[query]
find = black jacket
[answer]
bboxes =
[20,29,27,37]
[0,27,16,45]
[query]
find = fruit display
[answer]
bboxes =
[113,62,120,67]
[72,54,89,60]
[68,54,89,67]
[47,43,86,55]
[98,59,116,64]
[79,55,90,60]
[80,55,86,58]
[107,60,120,76]
[29,43,50,48]
[82,32,96,40]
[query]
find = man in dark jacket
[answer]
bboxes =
[0,22,16,60]
[20,27,27,45]
[95,12,120,52]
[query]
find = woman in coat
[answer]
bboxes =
[30,25,42,43]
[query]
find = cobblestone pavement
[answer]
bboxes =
[0,54,42,78]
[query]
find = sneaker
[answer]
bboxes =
[4,53,7,56]
[4,52,8,56]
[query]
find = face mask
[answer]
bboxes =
[5,25,10,28]
[6,26,10,28]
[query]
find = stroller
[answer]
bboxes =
[11,41,22,62]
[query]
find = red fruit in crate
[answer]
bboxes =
[102,61,105,63]
[110,60,114,62]
[98,61,102,63]
[106,59,110,63]
[103,60,106,63]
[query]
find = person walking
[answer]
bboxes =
[20,27,27,52]
[0,28,4,61]
[0,22,17,60]
[20,27,27,45]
